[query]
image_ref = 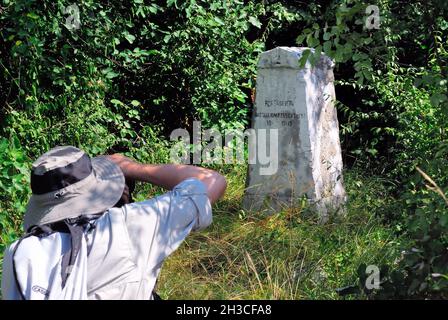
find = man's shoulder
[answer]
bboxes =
[99,177,210,228]
[119,178,207,211]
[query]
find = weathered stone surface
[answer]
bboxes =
[243,47,346,220]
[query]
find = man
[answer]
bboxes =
[1,146,227,299]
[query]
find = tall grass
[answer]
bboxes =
[154,166,405,299]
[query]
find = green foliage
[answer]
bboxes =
[0,136,29,231]
[339,157,448,299]
[0,0,295,139]
[376,149,448,299]
[295,0,447,177]
[0,136,30,276]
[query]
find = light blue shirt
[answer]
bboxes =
[2,178,212,300]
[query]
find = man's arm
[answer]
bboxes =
[106,154,227,204]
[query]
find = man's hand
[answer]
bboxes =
[106,154,227,204]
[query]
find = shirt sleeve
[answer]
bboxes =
[121,178,212,275]
[170,178,212,231]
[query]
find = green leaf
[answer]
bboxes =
[214,17,225,25]
[131,100,140,106]
[306,34,319,47]
[297,34,306,44]
[363,37,373,45]
[110,99,124,105]
[149,5,158,14]
[124,34,136,44]
[27,12,39,20]
[323,41,332,55]
[167,0,177,7]
[106,71,119,79]
[314,45,322,57]
[343,42,353,54]
[248,17,262,29]
[352,52,362,61]
[298,49,311,68]
[430,93,446,107]
[334,48,344,62]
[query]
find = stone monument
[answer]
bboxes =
[243,47,346,220]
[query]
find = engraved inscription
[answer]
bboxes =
[282,120,293,127]
[255,112,305,119]
[265,99,294,108]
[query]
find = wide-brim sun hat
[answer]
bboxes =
[23,146,125,231]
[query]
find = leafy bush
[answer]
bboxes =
[341,154,448,299]
[294,0,447,178]
[0,0,296,142]
[0,136,30,276]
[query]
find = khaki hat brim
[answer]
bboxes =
[23,156,125,231]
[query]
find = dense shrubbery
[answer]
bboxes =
[293,0,447,298]
[0,137,29,257]
[295,0,447,177]
[1,0,447,299]
[0,0,296,143]
[0,0,295,222]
